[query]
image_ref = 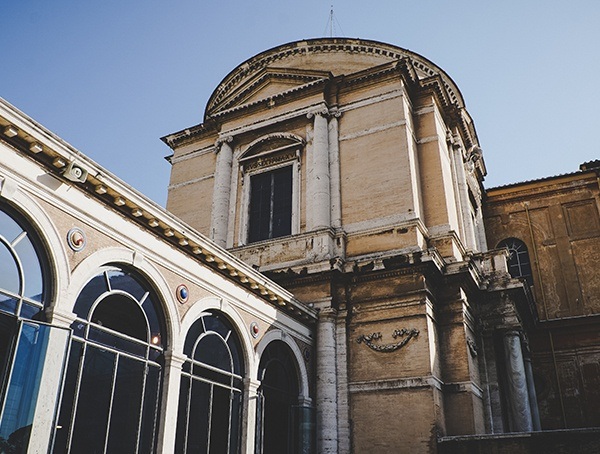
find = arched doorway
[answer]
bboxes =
[175,311,245,454]
[257,340,301,454]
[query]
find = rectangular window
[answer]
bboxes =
[248,166,292,243]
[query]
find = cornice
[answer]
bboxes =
[0,98,317,324]
[206,38,465,118]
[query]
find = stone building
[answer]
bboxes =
[162,38,573,452]
[1,37,599,454]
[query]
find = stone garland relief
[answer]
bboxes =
[356,328,419,353]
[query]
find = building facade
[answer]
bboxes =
[162,38,552,452]
[1,37,599,454]
[0,98,316,454]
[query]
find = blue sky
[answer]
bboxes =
[2,1,599,206]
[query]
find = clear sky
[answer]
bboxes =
[2,1,599,206]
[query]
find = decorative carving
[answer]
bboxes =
[356,328,419,353]
[243,150,297,172]
[467,337,478,357]
[215,135,234,149]
[306,105,329,119]
[67,227,86,252]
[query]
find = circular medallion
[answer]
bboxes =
[250,322,260,338]
[67,227,86,252]
[176,284,189,304]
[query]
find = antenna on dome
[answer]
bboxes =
[323,4,345,37]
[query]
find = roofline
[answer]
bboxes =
[0,97,317,322]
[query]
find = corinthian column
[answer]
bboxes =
[316,307,338,453]
[503,331,533,432]
[210,136,233,247]
[307,108,331,231]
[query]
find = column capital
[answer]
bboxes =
[306,104,329,119]
[214,135,234,150]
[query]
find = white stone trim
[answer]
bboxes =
[67,247,180,349]
[254,328,311,401]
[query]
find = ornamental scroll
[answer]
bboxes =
[356,328,419,353]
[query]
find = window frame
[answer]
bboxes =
[239,146,300,246]
[497,238,534,286]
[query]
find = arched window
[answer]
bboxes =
[257,341,300,454]
[0,202,48,319]
[0,203,67,453]
[53,266,166,453]
[175,311,244,454]
[497,238,533,286]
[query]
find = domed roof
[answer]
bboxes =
[205,38,466,119]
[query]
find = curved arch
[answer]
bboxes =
[1,181,70,312]
[240,132,305,160]
[68,247,179,350]
[206,37,465,118]
[255,329,310,401]
[179,296,254,377]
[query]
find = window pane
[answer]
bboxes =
[0,210,22,244]
[194,334,231,372]
[139,364,161,454]
[0,293,18,315]
[53,341,83,453]
[88,326,147,357]
[106,356,145,454]
[175,375,190,453]
[187,380,210,454]
[13,236,43,302]
[0,243,19,295]
[249,172,272,242]
[272,166,292,238]
[107,270,147,301]
[0,323,48,450]
[209,386,232,454]
[91,293,148,342]
[70,346,116,453]
[74,274,107,318]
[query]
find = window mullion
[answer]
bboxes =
[102,354,120,454]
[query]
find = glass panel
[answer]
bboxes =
[0,323,46,448]
[0,243,20,296]
[106,356,145,454]
[107,270,146,300]
[194,335,231,372]
[144,295,164,349]
[139,364,161,454]
[88,326,148,357]
[184,319,205,357]
[209,386,231,454]
[13,236,43,302]
[0,293,18,315]
[73,274,106,318]
[0,210,23,244]
[229,391,242,454]
[19,302,42,320]
[91,293,148,342]
[70,346,116,453]
[53,341,83,453]
[187,380,210,454]
[175,376,190,454]
[272,166,292,238]
[249,171,272,242]
[0,322,69,454]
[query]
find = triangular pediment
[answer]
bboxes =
[209,67,331,115]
